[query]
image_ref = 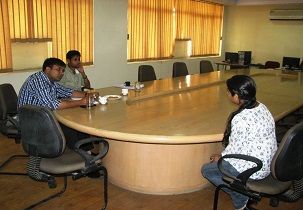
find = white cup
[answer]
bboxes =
[99,96,107,105]
[122,88,128,96]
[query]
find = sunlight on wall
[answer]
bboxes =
[12,42,52,70]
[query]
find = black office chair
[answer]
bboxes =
[200,60,214,73]
[0,83,27,176]
[19,105,109,210]
[172,62,189,77]
[265,61,280,69]
[213,122,303,210]
[138,65,157,82]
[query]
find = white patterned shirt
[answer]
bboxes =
[221,102,277,180]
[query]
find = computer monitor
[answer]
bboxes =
[225,52,238,64]
[238,51,252,65]
[282,57,300,69]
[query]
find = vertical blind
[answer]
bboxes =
[127,0,175,61]
[0,0,12,71]
[0,0,93,71]
[128,0,223,61]
[175,0,223,57]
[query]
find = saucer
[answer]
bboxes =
[104,95,122,100]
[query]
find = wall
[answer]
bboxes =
[223,4,303,64]
[0,0,224,93]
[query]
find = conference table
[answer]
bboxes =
[54,69,303,195]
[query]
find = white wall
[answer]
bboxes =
[1,0,221,93]
[222,4,303,64]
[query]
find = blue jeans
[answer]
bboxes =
[201,160,248,209]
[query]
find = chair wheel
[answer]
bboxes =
[48,177,57,189]
[269,197,279,207]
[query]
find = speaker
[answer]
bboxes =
[238,51,252,65]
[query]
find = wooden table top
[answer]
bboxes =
[54,69,303,144]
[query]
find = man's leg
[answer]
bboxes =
[59,123,93,150]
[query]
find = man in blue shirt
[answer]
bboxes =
[18,57,93,149]
[18,57,88,109]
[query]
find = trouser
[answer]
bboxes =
[59,123,93,151]
[201,160,249,209]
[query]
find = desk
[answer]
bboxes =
[55,69,303,194]
[215,61,249,71]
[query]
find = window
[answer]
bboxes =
[127,0,223,62]
[0,0,93,72]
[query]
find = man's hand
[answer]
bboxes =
[78,64,85,74]
[209,154,221,162]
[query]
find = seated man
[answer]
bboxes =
[59,50,91,91]
[18,57,91,149]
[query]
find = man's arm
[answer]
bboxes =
[58,93,88,109]
[71,90,86,98]
[78,65,91,88]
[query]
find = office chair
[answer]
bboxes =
[275,106,303,143]
[19,105,109,210]
[213,122,303,210]
[0,83,27,176]
[265,61,280,69]
[200,60,214,73]
[138,65,157,82]
[172,62,189,77]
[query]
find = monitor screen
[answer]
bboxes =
[225,52,239,64]
[282,57,300,69]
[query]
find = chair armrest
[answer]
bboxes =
[218,154,263,185]
[74,137,109,166]
[7,115,19,128]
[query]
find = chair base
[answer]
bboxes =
[0,154,28,176]
[24,166,108,210]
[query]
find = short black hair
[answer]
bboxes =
[42,58,66,71]
[66,50,81,60]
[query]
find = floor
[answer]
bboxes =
[0,134,303,210]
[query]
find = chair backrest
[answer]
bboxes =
[0,83,18,121]
[19,105,65,158]
[172,62,189,77]
[265,61,280,69]
[200,60,214,73]
[138,65,157,82]
[271,122,303,182]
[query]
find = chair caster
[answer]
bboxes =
[269,197,279,207]
[48,177,57,189]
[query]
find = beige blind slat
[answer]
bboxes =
[128,0,223,61]
[0,0,12,70]
[1,0,93,71]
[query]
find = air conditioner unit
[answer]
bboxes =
[269,9,303,20]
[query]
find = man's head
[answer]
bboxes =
[66,50,81,69]
[43,57,66,82]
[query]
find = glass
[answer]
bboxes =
[134,82,142,92]
[87,94,94,109]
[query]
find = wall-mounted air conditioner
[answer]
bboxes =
[269,9,303,20]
